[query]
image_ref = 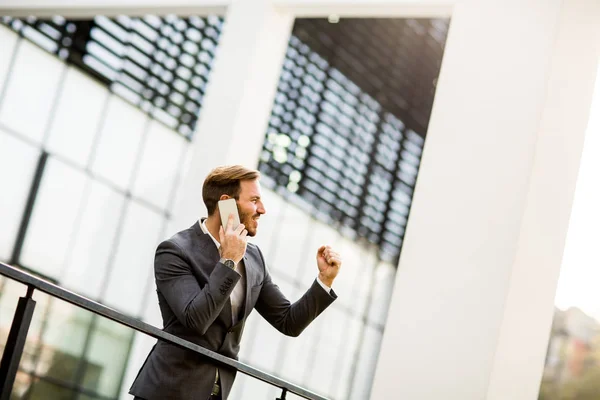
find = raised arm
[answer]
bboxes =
[254,247,337,337]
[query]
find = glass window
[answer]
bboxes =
[7,370,32,400]
[0,25,18,98]
[61,181,126,299]
[267,204,313,282]
[0,40,64,144]
[90,95,147,190]
[297,218,339,285]
[0,131,39,261]
[367,262,396,326]
[118,331,157,400]
[45,67,108,168]
[305,307,346,396]
[131,120,187,210]
[276,280,319,386]
[331,315,363,400]
[25,378,75,400]
[247,187,285,252]
[246,280,297,373]
[349,325,383,400]
[328,240,363,311]
[78,395,100,400]
[19,157,88,279]
[353,249,377,317]
[230,375,277,400]
[2,15,224,139]
[279,314,320,386]
[102,201,164,316]
[80,317,133,398]
[237,312,261,361]
[34,301,92,385]
[144,295,162,327]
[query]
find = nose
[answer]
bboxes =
[257,201,266,215]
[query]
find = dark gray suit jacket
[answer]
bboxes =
[129,221,337,400]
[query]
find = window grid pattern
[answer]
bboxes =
[259,22,441,263]
[0,22,198,400]
[1,15,223,138]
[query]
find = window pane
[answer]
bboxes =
[267,204,312,282]
[306,307,345,396]
[0,131,39,261]
[25,377,75,400]
[353,249,377,317]
[247,187,285,252]
[78,395,100,400]
[332,316,363,400]
[132,120,187,210]
[246,281,298,373]
[20,157,88,279]
[231,376,277,400]
[367,262,396,326]
[0,25,18,98]
[279,311,320,386]
[45,67,108,168]
[102,201,163,315]
[118,331,156,400]
[90,95,147,190]
[349,325,383,400]
[331,240,363,311]
[80,317,133,398]
[62,181,126,299]
[0,40,64,144]
[34,301,92,384]
[7,370,32,400]
[297,218,339,284]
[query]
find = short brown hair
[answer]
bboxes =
[203,165,260,215]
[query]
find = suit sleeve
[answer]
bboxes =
[154,239,240,335]
[254,246,337,337]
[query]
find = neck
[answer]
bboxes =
[205,215,222,244]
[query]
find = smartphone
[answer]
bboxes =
[218,198,241,231]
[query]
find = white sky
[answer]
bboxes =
[554,60,600,322]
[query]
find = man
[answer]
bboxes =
[130,165,341,400]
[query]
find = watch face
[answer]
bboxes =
[224,260,235,269]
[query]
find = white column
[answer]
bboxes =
[170,0,293,231]
[370,0,600,399]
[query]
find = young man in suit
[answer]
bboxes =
[130,165,342,400]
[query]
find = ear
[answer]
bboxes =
[219,194,231,201]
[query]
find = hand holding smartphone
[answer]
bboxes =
[218,198,241,231]
[217,198,246,264]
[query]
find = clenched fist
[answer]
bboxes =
[316,245,341,287]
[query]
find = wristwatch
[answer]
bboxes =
[219,258,235,269]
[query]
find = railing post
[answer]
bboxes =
[0,285,36,400]
[276,388,287,400]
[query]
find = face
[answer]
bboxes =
[235,179,266,237]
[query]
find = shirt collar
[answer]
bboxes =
[200,219,220,250]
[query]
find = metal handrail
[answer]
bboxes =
[0,262,329,400]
